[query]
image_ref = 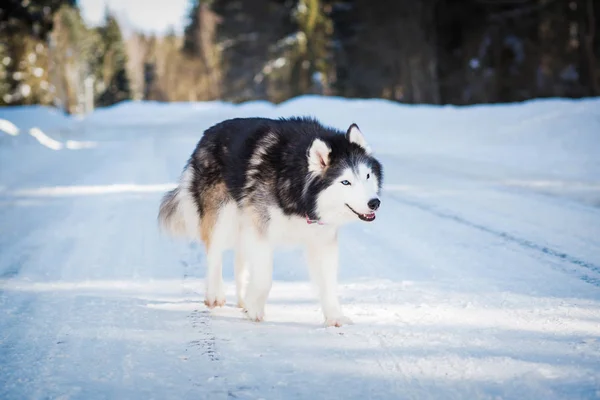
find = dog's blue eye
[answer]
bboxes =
[341,180,351,186]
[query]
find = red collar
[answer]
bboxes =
[305,214,325,225]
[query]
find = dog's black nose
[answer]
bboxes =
[368,198,380,211]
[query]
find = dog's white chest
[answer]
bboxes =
[266,208,336,247]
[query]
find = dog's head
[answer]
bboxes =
[306,123,383,225]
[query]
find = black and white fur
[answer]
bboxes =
[158,117,383,327]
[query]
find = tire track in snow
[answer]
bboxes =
[386,193,600,286]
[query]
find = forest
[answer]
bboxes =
[1,0,598,114]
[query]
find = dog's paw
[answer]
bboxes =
[204,292,226,309]
[324,315,353,327]
[243,304,264,322]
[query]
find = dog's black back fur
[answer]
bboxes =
[187,117,383,221]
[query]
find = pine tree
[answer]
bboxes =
[207,0,334,103]
[183,0,202,57]
[211,0,297,102]
[95,10,132,107]
[0,0,76,106]
[329,0,440,104]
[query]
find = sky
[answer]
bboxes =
[78,0,190,36]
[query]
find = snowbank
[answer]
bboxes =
[1,96,599,176]
[0,105,76,135]
[80,99,275,127]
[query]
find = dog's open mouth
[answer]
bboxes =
[346,204,376,222]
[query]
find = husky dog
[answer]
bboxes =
[158,117,383,327]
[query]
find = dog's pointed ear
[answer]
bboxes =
[346,123,371,154]
[307,138,331,173]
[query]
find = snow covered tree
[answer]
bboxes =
[0,0,75,106]
[208,0,333,103]
[210,0,289,101]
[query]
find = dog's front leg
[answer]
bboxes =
[241,224,273,322]
[306,236,353,327]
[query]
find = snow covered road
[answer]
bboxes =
[1,97,600,399]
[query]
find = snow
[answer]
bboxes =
[1,96,600,399]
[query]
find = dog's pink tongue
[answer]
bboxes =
[366,212,375,218]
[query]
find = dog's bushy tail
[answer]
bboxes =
[158,167,199,239]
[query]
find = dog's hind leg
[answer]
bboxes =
[200,187,237,309]
[234,242,249,308]
[201,211,225,308]
[204,248,226,308]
